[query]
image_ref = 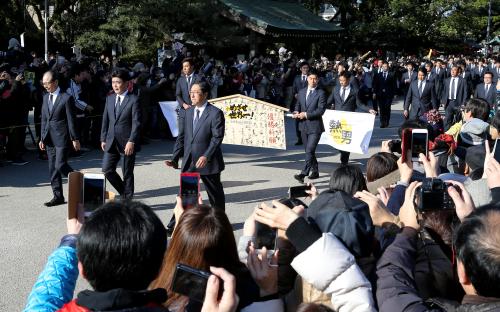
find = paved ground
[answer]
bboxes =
[0,99,405,311]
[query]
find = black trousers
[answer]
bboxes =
[340,150,350,165]
[201,173,225,211]
[46,146,73,199]
[295,119,302,143]
[300,132,321,176]
[444,99,459,131]
[102,143,136,199]
[377,95,393,126]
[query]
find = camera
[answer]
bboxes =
[388,139,402,154]
[414,178,458,212]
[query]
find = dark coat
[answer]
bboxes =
[404,80,438,118]
[441,77,468,105]
[100,92,142,152]
[41,89,79,147]
[172,103,225,175]
[474,83,496,107]
[294,87,326,134]
[175,73,204,107]
[328,85,372,112]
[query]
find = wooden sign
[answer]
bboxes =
[211,94,288,150]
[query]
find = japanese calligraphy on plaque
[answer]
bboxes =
[211,94,288,150]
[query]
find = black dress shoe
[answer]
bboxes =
[44,197,65,207]
[294,174,306,184]
[294,141,303,146]
[308,172,319,179]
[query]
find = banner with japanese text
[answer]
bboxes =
[319,110,375,154]
[211,94,288,150]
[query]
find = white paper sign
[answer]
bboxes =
[159,101,179,137]
[319,110,375,154]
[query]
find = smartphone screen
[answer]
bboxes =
[411,131,428,160]
[288,185,311,198]
[255,221,277,250]
[180,173,200,209]
[172,264,210,302]
[83,175,105,216]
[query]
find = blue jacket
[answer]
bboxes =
[24,236,79,312]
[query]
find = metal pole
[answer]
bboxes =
[44,0,48,62]
[486,0,492,53]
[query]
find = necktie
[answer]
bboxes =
[306,89,312,102]
[302,75,306,82]
[450,78,456,100]
[341,87,346,102]
[485,84,489,94]
[115,96,121,118]
[193,109,200,132]
[384,72,387,80]
[49,94,54,112]
[418,81,423,96]
[187,76,192,89]
[436,68,440,75]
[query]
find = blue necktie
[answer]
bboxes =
[193,109,200,132]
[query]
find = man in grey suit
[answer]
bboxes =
[330,72,376,165]
[39,71,80,206]
[176,57,204,110]
[168,81,226,210]
[404,68,438,120]
[293,72,326,183]
[441,65,468,130]
[474,71,496,107]
[101,70,141,199]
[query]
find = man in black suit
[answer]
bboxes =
[373,61,396,128]
[330,72,376,165]
[474,59,487,87]
[474,71,496,108]
[293,72,326,183]
[39,71,80,206]
[176,57,204,111]
[291,61,310,145]
[168,81,226,210]
[401,61,417,96]
[424,62,436,83]
[441,65,468,130]
[492,59,500,83]
[101,70,141,199]
[404,68,438,120]
[433,59,446,100]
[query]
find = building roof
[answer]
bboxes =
[219,0,342,38]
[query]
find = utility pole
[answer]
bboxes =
[44,0,48,62]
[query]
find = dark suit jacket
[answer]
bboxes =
[172,103,225,175]
[175,74,204,108]
[330,86,371,113]
[425,72,436,84]
[40,90,79,148]
[404,80,438,118]
[401,70,417,85]
[474,83,496,106]
[374,72,396,98]
[100,92,141,153]
[294,87,326,134]
[441,77,468,105]
[292,75,308,96]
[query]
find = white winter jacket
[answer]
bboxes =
[291,233,377,312]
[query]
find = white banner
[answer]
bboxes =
[319,110,375,154]
[159,101,179,137]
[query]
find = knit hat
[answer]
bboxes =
[307,191,374,258]
[460,118,490,145]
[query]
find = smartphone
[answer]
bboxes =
[180,173,200,209]
[255,222,277,251]
[493,139,500,163]
[288,185,311,198]
[401,128,412,162]
[82,173,106,217]
[172,263,211,302]
[411,129,429,162]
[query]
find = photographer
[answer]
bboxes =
[376,182,500,311]
[24,201,240,312]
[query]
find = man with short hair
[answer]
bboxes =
[293,71,326,183]
[175,57,203,110]
[404,68,438,119]
[292,62,310,145]
[330,72,376,165]
[39,71,80,206]
[101,69,141,199]
[474,71,496,107]
[373,61,396,128]
[441,65,468,130]
[401,61,417,96]
[66,64,93,147]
